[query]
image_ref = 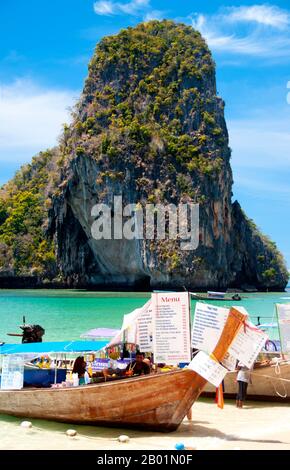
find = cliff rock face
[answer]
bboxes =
[0,21,288,290]
[48,21,288,290]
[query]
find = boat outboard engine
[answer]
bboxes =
[21,324,45,343]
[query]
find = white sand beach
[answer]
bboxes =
[1,398,290,450]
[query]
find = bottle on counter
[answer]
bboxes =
[84,371,90,384]
[72,373,79,387]
[87,363,93,377]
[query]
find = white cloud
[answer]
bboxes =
[198,27,266,55]
[143,10,164,22]
[0,79,77,163]
[93,1,114,15]
[226,5,290,29]
[93,0,150,16]
[191,4,290,58]
[119,0,149,15]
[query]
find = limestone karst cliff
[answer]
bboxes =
[0,21,288,290]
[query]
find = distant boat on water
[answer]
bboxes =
[190,291,242,302]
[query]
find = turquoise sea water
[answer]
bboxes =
[0,288,289,343]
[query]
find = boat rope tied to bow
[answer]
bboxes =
[241,319,262,334]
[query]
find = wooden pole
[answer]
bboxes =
[54,354,58,385]
[275,304,286,360]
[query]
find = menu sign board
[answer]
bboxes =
[276,304,290,353]
[152,292,191,365]
[1,355,24,390]
[228,321,268,368]
[221,352,237,371]
[187,351,228,387]
[191,302,230,353]
[136,300,153,352]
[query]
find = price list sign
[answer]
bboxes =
[1,355,24,390]
[228,321,268,368]
[152,292,191,365]
[136,300,153,353]
[276,304,290,353]
[191,302,230,354]
[187,351,228,387]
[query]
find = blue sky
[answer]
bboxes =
[0,1,289,268]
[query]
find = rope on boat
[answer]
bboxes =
[250,372,290,383]
[250,370,288,399]
[273,360,288,398]
[275,360,281,375]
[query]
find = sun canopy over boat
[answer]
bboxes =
[0,340,107,355]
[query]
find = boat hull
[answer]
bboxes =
[0,370,207,432]
[203,362,290,402]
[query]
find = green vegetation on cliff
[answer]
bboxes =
[0,149,59,277]
[64,20,226,186]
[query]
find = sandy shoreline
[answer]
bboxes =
[1,398,290,450]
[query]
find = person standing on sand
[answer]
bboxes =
[236,361,252,408]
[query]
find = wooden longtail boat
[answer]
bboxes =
[203,359,290,402]
[190,293,242,302]
[0,308,245,431]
